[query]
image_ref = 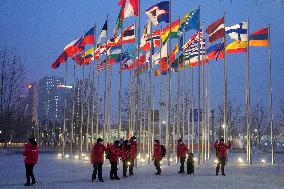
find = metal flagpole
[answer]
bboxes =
[107,62,112,142]
[118,17,124,139]
[80,54,85,158]
[103,15,108,142]
[268,25,275,164]
[182,60,186,142]
[62,60,67,157]
[96,68,100,139]
[159,76,162,142]
[197,6,201,165]
[207,57,211,159]
[191,67,194,153]
[86,63,91,152]
[223,13,228,144]
[201,26,206,163]
[246,18,252,164]
[91,24,96,145]
[70,64,76,158]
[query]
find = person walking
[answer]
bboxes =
[23,138,39,186]
[214,138,232,176]
[91,138,106,182]
[109,140,121,180]
[152,140,162,175]
[177,139,188,174]
[129,136,137,176]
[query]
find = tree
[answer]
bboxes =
[0,46,26,147]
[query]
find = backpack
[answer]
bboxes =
[161,145,166,157]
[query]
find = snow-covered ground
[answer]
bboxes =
[1,152,284,189]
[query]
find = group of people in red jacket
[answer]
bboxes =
[22,136,231,186]
[90,136,138,182]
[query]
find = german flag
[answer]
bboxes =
[249,27,269,47]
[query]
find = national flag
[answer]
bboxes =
[97,20,107,45]
[206,17,225,43]
[118,0,139,19]
[145,1,169,26]
[226,22,248,41]
[179,9,200,33]
[63,37,84,57]
[226,40,247,53]
[154,57,168,76]
[170,43,179,63]
[184,39,207,67]
[134,63,149,76]
[160,19,180,43]
[171,54,184,72]
[72,52,93,65]
[51,51,68,69]
[96,59,110,72]
[141,28,161,51]
[249,27,269,46]
[206,42,224,60]
[183,30,203,49]
[107,46,122,62]
[120,50,133,70]
[127,54,147,70]
[114,8,123,39]
[152,41,168,66]
[80,26,95,46]
[109,24,135,46]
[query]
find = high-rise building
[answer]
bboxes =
[37,76,72,126]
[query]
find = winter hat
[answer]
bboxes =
[114,140,120,145]
[29,138,37,146]
[97,138,103,143]
[131,136,137,140]
[220,138,224,142]
[154,139,160,143]
[178,139,182,143]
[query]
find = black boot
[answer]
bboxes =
[92,174,96,182]
[110,171,114,180]
[31,177,36,185]
[25,177,30,186]
[99,179,104,182]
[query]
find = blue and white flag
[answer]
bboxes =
[225,22,248,41]
[145,1,169,26]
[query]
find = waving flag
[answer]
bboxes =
[183,30,203,49]
[249,27,269,46]
[206,17,225,43]
[226,40,247,53]
[80,26,95,46]
[109,24,135,46]
[141,29,161,51]
[51,51,68,69]
[118,0,138,19]
[160,19,180,43]
[97,20,107,45]
[226,22,248,41]
[96,59,110,72]
[206,42,224,60]
[179,9,200,33]
[145,1,169,26]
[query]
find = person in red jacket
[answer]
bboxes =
[121,140,130,177]
[91,138,106,182]
[152,140,162,175]
[23,138,38,186]
[129,136,137,176]
[109,140,120,180]
[214,138,232,176]
[177,139,188,174]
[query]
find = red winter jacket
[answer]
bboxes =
[214,141,231,158]
[129,140,138,160]
[23,143,39,165]
[109,144,120,162]
[91,143,106,164]
[177,143,188,159]
[153,143,162,161]
[120,144,130,161]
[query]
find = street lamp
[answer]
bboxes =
[0,130,2,134]
[222,124,226,129]
[162,121,166,124]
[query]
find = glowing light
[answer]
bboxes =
[27,84,32,89]
[254,129,258,132]
[186,154,189,158]
[84,157,89,160]
[238,157,243,163]
[57,84,72,89]
[222,124,226,129]
[193,158,197,162]
[214,159,218,163]
[169,158,173,162]
[74,155,79,159]
[146,154,149,158]
[57,153,62,158]
[265,143,268,146]
[261,159,266,163]
[65,154,70,158]
[162,121,166,124]
[81,153,86,157]
[159,161,163,164]
[141,159,145,162]
[127,162,131,165]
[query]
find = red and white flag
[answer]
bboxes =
[118,0,138,19]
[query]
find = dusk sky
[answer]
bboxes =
[1,0,284,119]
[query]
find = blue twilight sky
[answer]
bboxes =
[1,0,284,120]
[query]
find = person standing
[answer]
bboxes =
[177,139,188,174]
[121,140,130,177]
[109,140,121,180]
[214,138,232,176]
[91,138,105,182]
[23,138,39,186]
[152,140,162,175]
[129,136,137,176]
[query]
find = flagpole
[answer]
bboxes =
[62,60,67,157]
[96,68,100,140]
[207,56,211,160]
[223,12,228,145]
[118,16,124,139]
[91,24,96,145]
[70,64,76,158]
[268,25,275,164]
[184,32,190,149]
[80,54,85,158]
[107,60,112,142]
[103,15,108,143]
[182,66,186,142]
[191,67,194,153]
[86,62,91,152]
[197,5,201,165]
[201,25,206,163]
[166,0,172,166]
[246,18,252,164]
[159,75,162,143]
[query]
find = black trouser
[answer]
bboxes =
[92,163,103,180]
[216,157,226,175]
[187,161,194,174]
[129,159,134,174]
[25,164,35,184]
[154,160,161,173]
[122,160,129,176]
[110,161,118,179]
[179,157,186,172]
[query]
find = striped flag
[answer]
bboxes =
[206,17,225,43]
[96,59,110,72]
[183,38,207,67]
